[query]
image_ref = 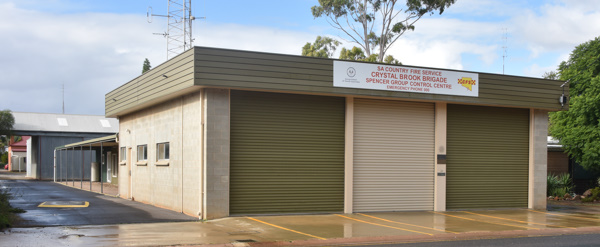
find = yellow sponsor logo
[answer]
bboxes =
[457,77,476,91]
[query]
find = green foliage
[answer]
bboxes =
[549,37,600,171]
[0,110,14,137]
[581,187,600,202]
[384,55,402,65]
[542,71,559,80]
[558,37,600,96]
[338,46,402,65]
[0,111,13,162]
[547,173,574,197]
[142,58,152,74]
[12,136,21,143]
[0,187,25,230]
[339,46,367,61]
[302,36,341,58]
[311,0,456,62]
[0,152,7,164]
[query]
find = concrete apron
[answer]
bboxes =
[5,208,600,246]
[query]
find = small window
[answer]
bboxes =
[137,145,147,161]
[100,119,111,128]
[57,118,68,126]
[120,147,126,164]
[111,154,118,177]
[156,142,170,160]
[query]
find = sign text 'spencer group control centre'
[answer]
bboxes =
[334,61,479,97]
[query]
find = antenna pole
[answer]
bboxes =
[62,83,65,114]
[148,0,202,60]
[502,28,508,75]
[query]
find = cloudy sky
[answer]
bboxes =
[1,0,599,115]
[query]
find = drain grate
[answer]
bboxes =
[235,239,257,243]
[38,201,89,208]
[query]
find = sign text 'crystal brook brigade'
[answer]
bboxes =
[334,61,479,97]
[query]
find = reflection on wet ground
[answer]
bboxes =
[4,205,600,246]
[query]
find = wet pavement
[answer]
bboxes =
[2,206,600,246]
[2,171,600,246]
[0,179,197,227]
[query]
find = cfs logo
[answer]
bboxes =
[457,77,476,91]
[347,67,356,77]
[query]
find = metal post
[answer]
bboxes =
[62,149,65,182]
[72,147,75,186]
[100,142,103,194]
[53,150,56,182]
[66,148,68,184]
[90,144,92,191]
[58,150,61,182]
[80,146,83,189]
[60,150,62,182]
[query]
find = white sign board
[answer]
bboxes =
[334,61,479,97]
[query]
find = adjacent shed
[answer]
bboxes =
[11,112,118,180]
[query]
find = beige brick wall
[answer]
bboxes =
[203,89,230,220]
[182,92,202,216]
[118,92,202,216]
[118,116,133,199]
[529,109,548,210]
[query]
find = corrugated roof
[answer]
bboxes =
[12,112,118,134]
[10,136,30,147]
[56,134,118,150]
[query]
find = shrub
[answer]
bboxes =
[0,187,24,231]
[0,152,7,164]
[547,173,574,197]
[582,187,600,203]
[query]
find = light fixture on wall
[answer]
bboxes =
[559,94,567,107]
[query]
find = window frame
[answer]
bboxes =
[156,142,170,166]
[111,153,118,177]
[136,144,148,166]
[119,147,127,165]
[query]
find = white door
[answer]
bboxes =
[353,98,435,212]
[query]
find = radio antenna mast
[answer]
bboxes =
[62,83,65,114]
[502,28,508,74]
[148,0,203,59]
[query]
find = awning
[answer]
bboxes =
[56,134,118,150]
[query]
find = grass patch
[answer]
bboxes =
[0,186,26,231]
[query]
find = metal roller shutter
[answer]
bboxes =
[354,99,435,212]
[447,104,529,209]
[230,90,345,215]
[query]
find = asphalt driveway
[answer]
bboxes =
[1,179,197,227]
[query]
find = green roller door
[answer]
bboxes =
[230,90,345,215]
[447,104,529,209]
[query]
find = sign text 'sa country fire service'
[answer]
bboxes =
[333,61,479,97]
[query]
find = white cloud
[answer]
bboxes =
[194,22,315,55]
[0,3,318,115]
[2,0,599,116]
[511,1,600,55]
[0,3,167,115]
[524,64,556,78]
[379,17,500,70]
[444,0,519,18]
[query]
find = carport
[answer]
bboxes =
[54,134,119,195]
